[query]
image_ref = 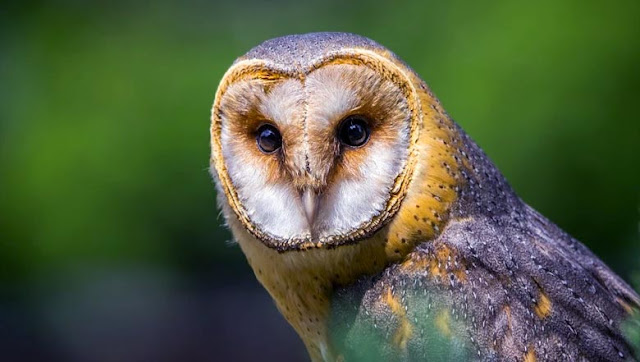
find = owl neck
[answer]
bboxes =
[230,217,390,361]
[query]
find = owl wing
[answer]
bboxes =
[329,205,639,361]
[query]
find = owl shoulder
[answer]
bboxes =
[329,210,639,361]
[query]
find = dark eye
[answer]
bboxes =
[338,115,370,147]
[256,124,282,154]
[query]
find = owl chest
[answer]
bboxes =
[238,240,334,360]
[232,224,389,361]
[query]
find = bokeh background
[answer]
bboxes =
[1,0,638,361]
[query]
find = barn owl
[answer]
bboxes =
[209,32,639,361]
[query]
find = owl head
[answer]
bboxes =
[210,33,426,251]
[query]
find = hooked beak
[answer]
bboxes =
[301,188,319,226]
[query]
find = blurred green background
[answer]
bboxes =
[1,0,638,361]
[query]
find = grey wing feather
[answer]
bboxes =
[330,206,639,361]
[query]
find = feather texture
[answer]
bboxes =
[210,32,639,361]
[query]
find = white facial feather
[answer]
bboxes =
[305,70,360,128]
[259,80,304,128]
[219,82,310,239]
[218,64,410,243]
[306,67,409,237]
[316,140,408,236]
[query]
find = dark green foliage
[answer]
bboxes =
[623,277,640,358]
[0,0,638,359]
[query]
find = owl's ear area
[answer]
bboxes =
[217,82,270,133]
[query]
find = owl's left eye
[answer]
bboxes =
[338,115,370,148]
[256,124,282,154]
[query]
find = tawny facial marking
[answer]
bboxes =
[213,59,416,250]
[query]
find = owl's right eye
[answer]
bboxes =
[256,124,282,154]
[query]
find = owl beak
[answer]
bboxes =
[302,188,318,226]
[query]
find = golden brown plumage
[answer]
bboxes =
[210,32,639,361]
